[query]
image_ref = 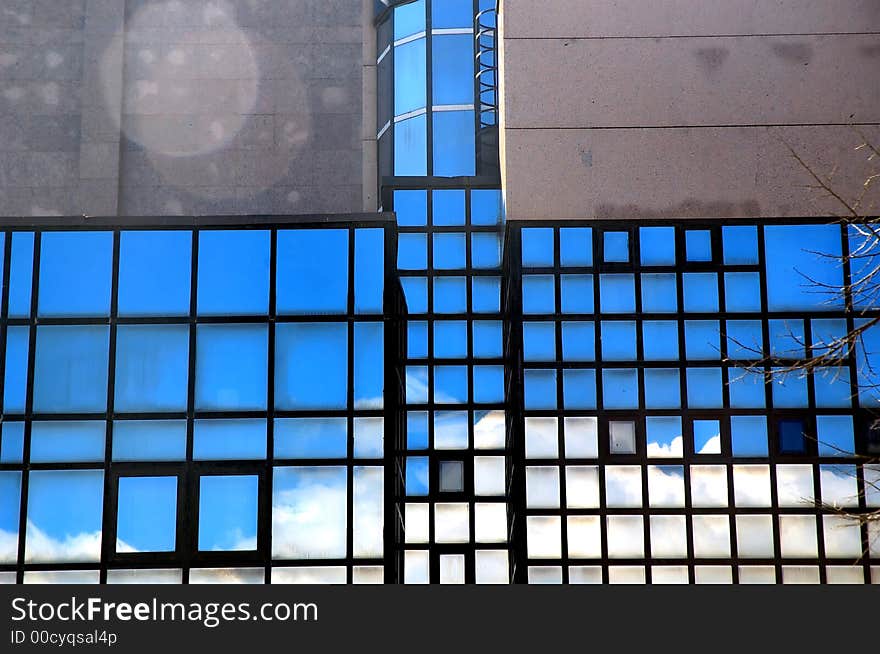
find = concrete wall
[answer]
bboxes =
[499,0,880,220]
[0,0,374,217]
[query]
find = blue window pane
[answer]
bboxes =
[642,321,679,360]
[471,189,504,226]
[641,273,677,313]
[813,367,851,408]
[693,419,721,455]
[30,421,105,463]
[771,369,808,408]
[646,416,683,456]
[115,325,189,412]
[275,418,346,459]
[407,411,429,450]
[524,369,556,410]
[197,230,269,316]
[118,231,191,316]
[731,416,768,456]
[199,476,258,551]
[38,231,112,317]
[353,418,383,459]
[849,224,880,310]
[560,227,592,267]
[723,225,758,264]
[435,276,467,313]
[272,466,346,559]
[9,232,33,317]
[639,226,676,265]
[725,319,762,360]
[601,369,638,409]
[724,272,761,312]
[778,419,807,454]
[394,0,425,39]
[561,321,595,361]
[3,325,28,413]
[686,368,723,408]
[561,274,594,313]
[394,189,428,226]
[473,320,503,358]
[812,318,847,356]
[472,232,502,269]
[406,366,429,404]
[472,276,500,313]
[112,420,186,462]
[406,457,429,496]
[523,275,555,314]
[117,476,177,553]
[0,422,25,463]
[563,369,596,409]
[685,230,712,262]
[394,38,426,114]
[196,324,267,411]
[432,0,472,28]
[277,229,348,314]
[474,366,504,403]
[728,367,766,408]
[0,471,20,562]
[354,229,384,314]
[194,419,266,460]
[432,189,465,226]
[816,415,854,456]
[398,233,427,270]
[769,319,804,359]
[434,365,468,403]
[433,110,475,177]
[433,410,467,449]
[644,369,681,409]
[394,113,427,176]
[601,321,636,361]
[682,273,719,312]
[523,322,556,361]
[603,231,629,263]
[684,320,721,360]
[355,323,384,409]
[522,228,555,267]
[26,470,103,563]
[599,274,635,314]
[432,34,474,105]
[765,224,844,311]
[276,323,347,410]
[433,232,466,269]
[402,277,428,313]
[408,321,428,358]
[34,325,109,413]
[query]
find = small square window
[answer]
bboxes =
[434,276,467,313]
[116,476,178,553]
[433,232,467,270]
[439,461,464,492]
[398,233,428,270]
[521,228,555,267]
[406,457,429,496]
[432,189,465,226]
[472,233,502,269]
[561,274,594,314]
[693,419,721,454]
[402,278,428,313]
[603,231,629,263]
[599,274,635,313]
[472,277,500,313]
[686,230,713,262]
[198,475,259,551]
[198,230,269,315]
[639,226,676,266]
[196,324,268,411]
[609,421,636,454]
[277,229,348,314]
[559,227,592,267]
[118,231,192,317]
[731,415,768,456]
[38,231,113,317]
[393,189,427,226]
[778,419,807,454]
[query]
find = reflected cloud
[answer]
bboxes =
[24,522,101,563]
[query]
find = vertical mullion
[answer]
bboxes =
[265,228,277,584]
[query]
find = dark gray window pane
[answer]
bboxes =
[609,421,636,454]
[115,324,189,412]
[639,226,676,265]
[764,224,844,311]
[275,417,346,459]
[118,230,191,317]
[116,476,177,553]
[275,323,347,410]
[194,419,267,460]
[439,461,464,492]
[38,231,112,317]
[199,475,258,551]
[642,321,679,360]
[277,229,348,314]
[196,324,267,411]
[778,419,807,453]
[33,325,109,413]
[197,229,269,316]
[30,421,105,463]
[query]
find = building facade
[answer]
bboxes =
[0,0,879,583]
